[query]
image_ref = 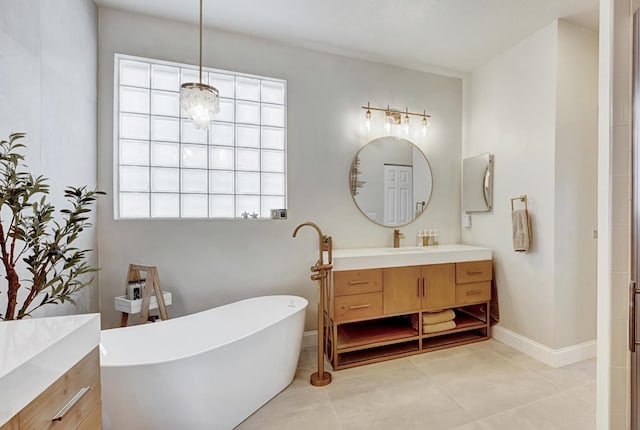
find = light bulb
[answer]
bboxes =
[385,114,392,133]
[365,109,371,131]
[404,110,410,135]
[422,114,428,136]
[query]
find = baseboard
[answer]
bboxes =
[492,325,596,368]
[302,330,318,349]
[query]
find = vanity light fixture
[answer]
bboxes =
[180,0,220,129]
[362,103,431,135]
[422,110,428,136]
[365,102,372,130]
[403,108,410,135]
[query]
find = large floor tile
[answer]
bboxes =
[414,349,560,418]
[328,367,474,430]
[477,382,595,430]
[236,369,339,429]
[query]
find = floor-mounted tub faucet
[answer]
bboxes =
[293,221,333,387]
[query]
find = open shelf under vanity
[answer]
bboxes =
[329,305,490,370]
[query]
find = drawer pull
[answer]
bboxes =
[348,304,371,310]
[466,290,482,296]
[51,386,91,422]
[467,270,483,275]
[348,280,370,285]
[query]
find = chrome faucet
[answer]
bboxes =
[393,229,404,248]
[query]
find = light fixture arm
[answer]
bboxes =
[361,104,431,119]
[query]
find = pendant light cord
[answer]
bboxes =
[199,0,203,85]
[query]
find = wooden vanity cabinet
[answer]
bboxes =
[0,417,19,430]
[1,348,102,430]
[328,259,492,370]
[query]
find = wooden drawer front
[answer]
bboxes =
[334,269,382,296]
[456,260,492,284]
[76,406,102,430]
[20,348,101,430]
[456,281,491,305]
[0,416,19,430]
[334,293,383,322]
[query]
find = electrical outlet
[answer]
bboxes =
[271,209,287,220]
[463,214,472,228]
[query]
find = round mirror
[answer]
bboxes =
[350,137,433,227]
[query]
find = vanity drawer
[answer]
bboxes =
[0,416,18,430]
[19,348,101,430]
[456,260,492,284]
[334,292,383,322]
[76,406,102,430]
[334,269,382,296]
[456,281,491,305]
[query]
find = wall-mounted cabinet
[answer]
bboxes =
[327,253,492,370]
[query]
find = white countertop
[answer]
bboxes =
[331,244,492,271]
[0,313,100,426]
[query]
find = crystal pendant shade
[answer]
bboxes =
[180,83,220,129]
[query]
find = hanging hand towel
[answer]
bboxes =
[512,209,532,252]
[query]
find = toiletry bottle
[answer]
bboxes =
[422,229,429,246]
[416,230,423,246]
[433,229,439,246]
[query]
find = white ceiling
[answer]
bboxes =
[95,0,599,74]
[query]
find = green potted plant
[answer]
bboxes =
[0,133,103,320]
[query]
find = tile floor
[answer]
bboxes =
[237,339,595,430]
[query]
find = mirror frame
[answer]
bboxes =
[462,152,493,212]
[350,136,433,228]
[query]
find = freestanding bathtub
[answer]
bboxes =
[100,295,308,429]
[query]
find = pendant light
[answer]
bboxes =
[180,0,220,129]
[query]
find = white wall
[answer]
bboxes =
[463,21,559,347]
[0,0,98,317]
[462,20,598,349]
[554,21,599,348]
[97,8,463,329]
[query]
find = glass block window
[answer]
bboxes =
[114,54,287,219]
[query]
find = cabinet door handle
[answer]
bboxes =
[348,280,369,285]
[51,386,91,422]
[416,278,421,297]
[349,304,370,310]
[466,290,482,296]
[630,281,637,353]
[467,270,483,275]
[421,278,426,297]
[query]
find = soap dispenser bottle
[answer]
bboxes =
[416,230,423,246]
[433,229,439,246]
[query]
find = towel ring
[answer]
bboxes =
[510,195,528,212]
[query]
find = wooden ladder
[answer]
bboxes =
[120,264,169,327]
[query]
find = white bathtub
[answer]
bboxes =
[100,295,308,430]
